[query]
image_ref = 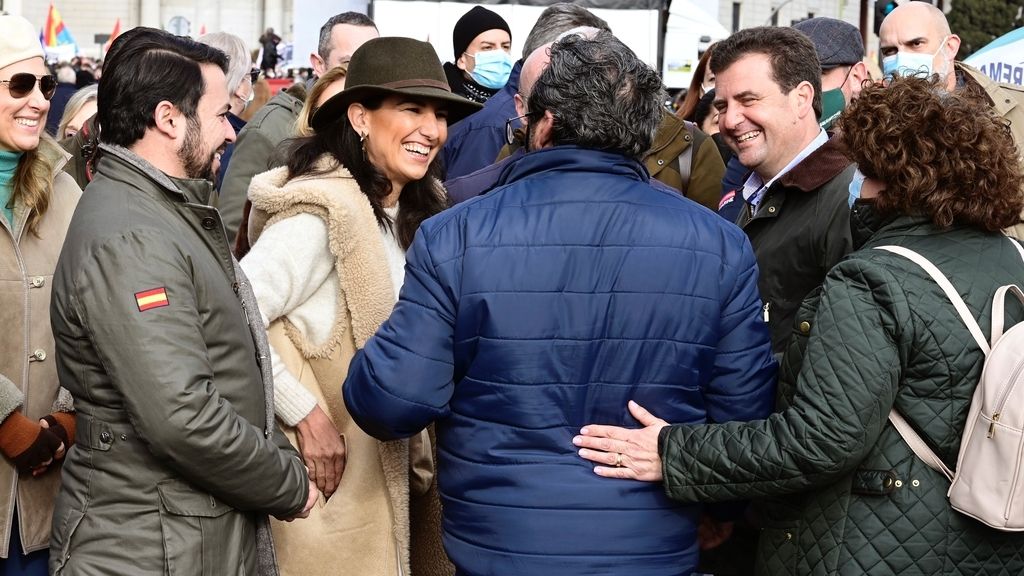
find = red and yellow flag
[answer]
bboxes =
[42,3,77,48]
[135,287,169,312]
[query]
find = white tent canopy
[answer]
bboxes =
[964,27,1024,87]
[662,0,730,89]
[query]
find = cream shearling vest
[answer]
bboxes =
[247,159,414,576]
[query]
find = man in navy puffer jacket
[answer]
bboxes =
[344,32,777,576]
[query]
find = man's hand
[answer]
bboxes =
[278,478,319,522]
[698,516,735,550]
[295,405,346,499]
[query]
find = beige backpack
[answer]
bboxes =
[878,239,1024,531]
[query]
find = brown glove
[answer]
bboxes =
[0,412,63,473]
[41,413,76,451]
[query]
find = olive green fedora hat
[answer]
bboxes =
[311,36,482,131]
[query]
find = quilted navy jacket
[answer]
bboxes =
[344,146,777,576]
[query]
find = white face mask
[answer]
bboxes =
[882,35,951,80]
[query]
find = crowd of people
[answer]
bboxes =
[0,2,1023,576]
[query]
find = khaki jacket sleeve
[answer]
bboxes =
[219,129,276,246]
[69,228,307,517]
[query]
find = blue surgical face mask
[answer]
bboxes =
[848,168,866,208]
[469,50,513,90]
[882,35,950,80]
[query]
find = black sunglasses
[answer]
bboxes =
[249,68,261,84]
[0,73,58,100]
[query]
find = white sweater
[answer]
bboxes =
[240,205,405,426]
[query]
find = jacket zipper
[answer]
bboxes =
[762,302,771,323]
[988,357,1024,438]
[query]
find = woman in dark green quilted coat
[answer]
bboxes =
[574,77,1024,574]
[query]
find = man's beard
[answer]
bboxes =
[178,116,218,181]
[525,119,538,152]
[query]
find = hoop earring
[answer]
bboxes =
[360,132,368,159]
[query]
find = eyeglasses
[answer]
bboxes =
[505,111,541,145]
[0,73,58,100]
[249,68,261,85]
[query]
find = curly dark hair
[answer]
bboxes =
[836,76,1023,232]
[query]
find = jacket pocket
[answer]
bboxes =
[51,507,85,575]
[157,480,252,576]
[756,525,799,575]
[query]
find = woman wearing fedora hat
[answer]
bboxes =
[0,15,82,576]
[240,36,479,576]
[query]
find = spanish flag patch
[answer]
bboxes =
[135,287,169,312]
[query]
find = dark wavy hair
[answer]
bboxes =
[836,76,1023,232]
[99,27,228,148]
[284,95,446,250]
[528,31,665,161]
[710,26,822,120]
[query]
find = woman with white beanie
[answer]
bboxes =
[0,15,82,576]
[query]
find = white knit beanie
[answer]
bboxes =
[0,16,45,71]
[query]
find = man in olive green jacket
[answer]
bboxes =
[217,84,305,244]
[48,28,313,576]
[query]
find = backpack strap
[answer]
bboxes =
[993,239,1024,341]
[888,410,954,481]
[677,121,706,195]
[1010,238,1024,263]
[874,244,992,481]
[992,285,1024,343]
[875,245,990,354]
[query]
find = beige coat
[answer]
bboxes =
[248,159,450,576]
[961,63,1024,239]
[0,139,81,557]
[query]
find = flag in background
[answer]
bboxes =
[103,18,122,53]
[42,3,78,50]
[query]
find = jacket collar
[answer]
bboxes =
[495,145,650,188]
[850,203,943,249]
[957,61,1020,118]
[39,137,71,179]
[228,112,247,133]
[647,110,690,158]
[271,89,305,115]
[98,143,214,205]
[505,60,522,96]
[772,136,853,193]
